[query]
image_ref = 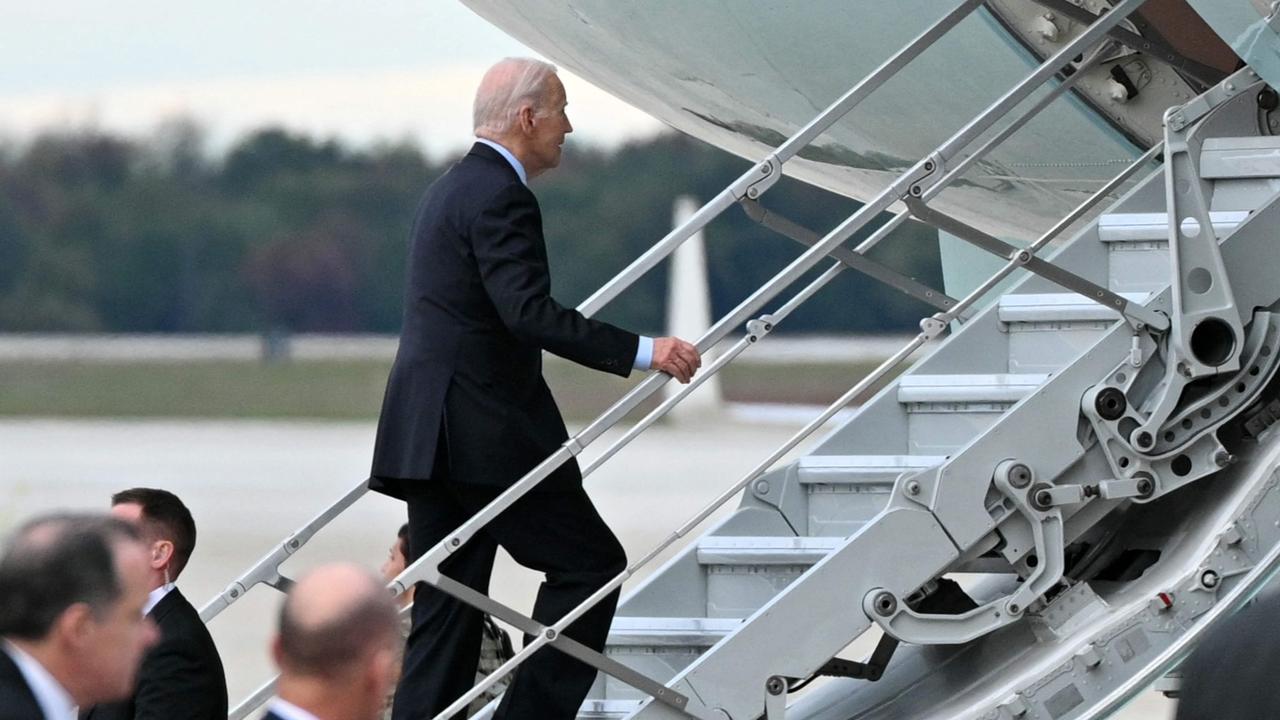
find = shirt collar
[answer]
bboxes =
[143,584,175,617]
[475,138,528,186]
[268,698,323,720]
[3,640,78,720]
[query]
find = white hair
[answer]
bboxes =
[472,57,559,137]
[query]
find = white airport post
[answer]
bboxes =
[664,195,723,420]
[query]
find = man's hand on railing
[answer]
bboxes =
[652,337,702,383]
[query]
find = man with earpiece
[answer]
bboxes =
[80,489,226,720]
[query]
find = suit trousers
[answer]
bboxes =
[391,480,627,720]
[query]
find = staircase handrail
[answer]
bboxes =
[222,0,1158,715]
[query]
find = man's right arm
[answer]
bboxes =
[471,183,703,382]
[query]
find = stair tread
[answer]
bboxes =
[1201,136,1280,179]
[998,292,1148,323]
[608,616,739,646]
[898,373,1048,404]
[697,536,842,565]
[797,454,944,485]
[580,699,640,717]
[1097,210,1248,243]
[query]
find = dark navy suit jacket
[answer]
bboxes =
[0,645,43,720]
[80,589,226,720]
[370,142,638,495]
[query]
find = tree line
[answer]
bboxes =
[0,122,942,336]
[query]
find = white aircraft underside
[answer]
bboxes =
[460,0,1238,241]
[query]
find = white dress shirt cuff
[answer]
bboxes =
[633,336,654,370]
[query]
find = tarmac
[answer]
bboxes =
[0,417,1173,719]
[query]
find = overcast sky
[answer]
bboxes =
[1,1,665,157]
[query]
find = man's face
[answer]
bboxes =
[523,74,573,178]
[380,539,406,584]
[75,541,159,704]
[110,502,167,588]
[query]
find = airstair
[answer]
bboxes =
[208,1,1280,718]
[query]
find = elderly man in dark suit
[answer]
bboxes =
[262,564,401,720]
[371,57,702,719]
[0,514,159,720]
[81,489,226,720]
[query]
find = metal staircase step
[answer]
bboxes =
[579,699,640,719]
[1096,210,1248,242]
[1200,136,1280,179]
[797,454,945,536]
[697,535,842,565]
[1098,210,1245,294]
[898,374,1047,454]
[600,617,739,702]
[999,292,1148,372]
[608,616,739,646]
[897,373,1048,403]
[997,292,1147,323]
[697,536,842,618]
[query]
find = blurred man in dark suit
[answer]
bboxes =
[81,489,226,720]
[262,563,401,720]
[369,56,701,719]
[0,514,159,720]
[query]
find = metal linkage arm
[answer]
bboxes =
[867,460,1067,645]
[925,142,1164,336]
[744,44,1108,325]
[1125,74,1263,446]
[906,198,1169,331]
[739,199,959,313]
[200,479,369,623]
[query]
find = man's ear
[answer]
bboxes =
[518,104,537,133]
[270,634,285,669]
[367,646,398,693]
[151,540,174,573]
[55,603,95,650]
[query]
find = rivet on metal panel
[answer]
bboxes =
[1200,569,1221,589]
